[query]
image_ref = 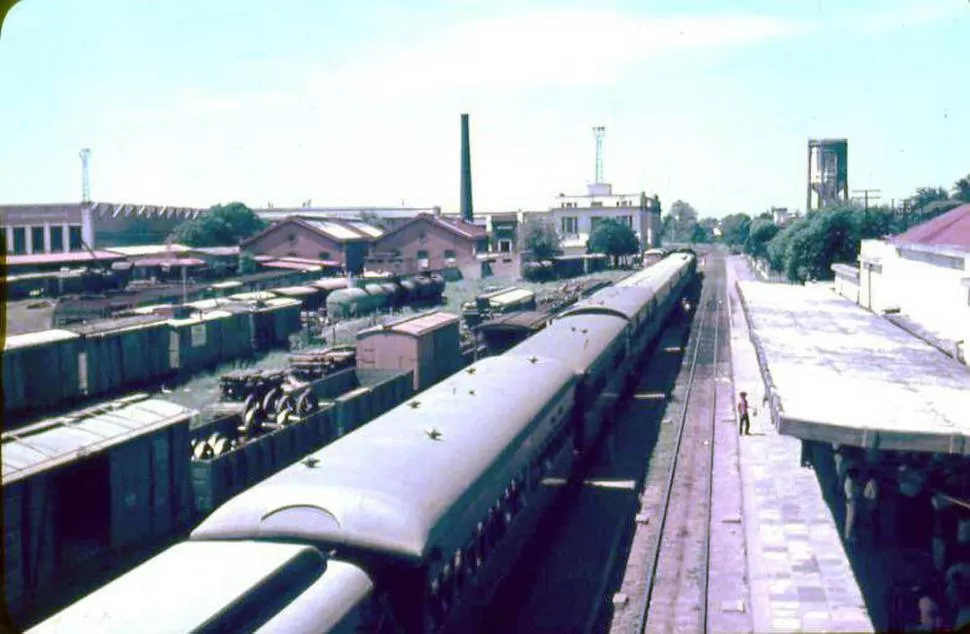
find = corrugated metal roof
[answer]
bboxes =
[893,203,970,248]
[131,303,175,314]
[477,310,552,332]
[4,251,125,266]
[67,314,168,336]
[391,311,459,337]
[308,220,364,241]
[488,287,536,307]
[107,244,192,257]
[133,257,206,267]
[186,298,233,310]
[2,399,196,484]
[311,278,349,291]
[3,329,80,351]
[193,246,241,256]
[264,297,302,308]
[229,291,278,302]
[209,280,244,289]
[344,221,384,238]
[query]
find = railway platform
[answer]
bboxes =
[726,256,875,633]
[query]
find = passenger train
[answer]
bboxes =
[28,253,697,634]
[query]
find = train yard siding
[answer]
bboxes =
[4,268,634,630]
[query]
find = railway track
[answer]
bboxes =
[630,255,727,634]
[474,264,711,633]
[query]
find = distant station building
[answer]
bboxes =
[834,202,970,364]
[0,202,206,275]
[536,183,662,255]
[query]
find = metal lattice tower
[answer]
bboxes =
[79,148,92,203]
[593,126,606,183]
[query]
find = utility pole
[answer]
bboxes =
[593,126,606,184]
[851,188,881,211]
[79,148,92,203]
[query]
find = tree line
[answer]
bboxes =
[716,173,970,284]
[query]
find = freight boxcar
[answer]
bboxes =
[260,297,303,346]
[2,330,85,418]
[227,290,278,303]
[355,311,462,392]
[212,304,257,362]
[272,285,324,311]
[69,316,172,399]
[205,280,243,297]
[167,311,231,374]
[2,397,197,627]
[476,310,554,355]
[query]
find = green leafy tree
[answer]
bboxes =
[589,218,640,266]
[907,186,950,212]
[718,213,752,249]
[690,223,710,244]
[953,174,970,203]
[169,202,267,247]
[766,207,869,283]
[664,200,699,243]
[520,217,561,260]
[744,218,779,260]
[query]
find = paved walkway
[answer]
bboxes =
[725,256,875,633]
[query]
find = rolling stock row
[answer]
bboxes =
[29,254,697,634]
[3,273,445,421]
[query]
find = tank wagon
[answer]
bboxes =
[33,253,696,634]
[326,273,445,319]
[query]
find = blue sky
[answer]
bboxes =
[1,0,967,217]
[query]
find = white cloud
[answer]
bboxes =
[302,8,806,101]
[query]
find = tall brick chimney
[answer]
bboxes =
[460,113,474,222]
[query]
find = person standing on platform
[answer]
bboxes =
[844,467,861,543]
[737,391,751,436]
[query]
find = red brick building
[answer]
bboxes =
[366,213,487,276]
[240,216,382,273]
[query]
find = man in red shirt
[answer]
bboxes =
[738,391,751,436]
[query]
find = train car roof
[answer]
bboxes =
[27,542,373,634]
[476,310,552,333]
[507,313,628,375]
[191,354,578,560]
[3,328,80,351]
[559,285,656,322]
[2,399,197,484]
[487,287,536,308]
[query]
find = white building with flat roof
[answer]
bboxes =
[545,183,662,255]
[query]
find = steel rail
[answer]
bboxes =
[634,268,720,634]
